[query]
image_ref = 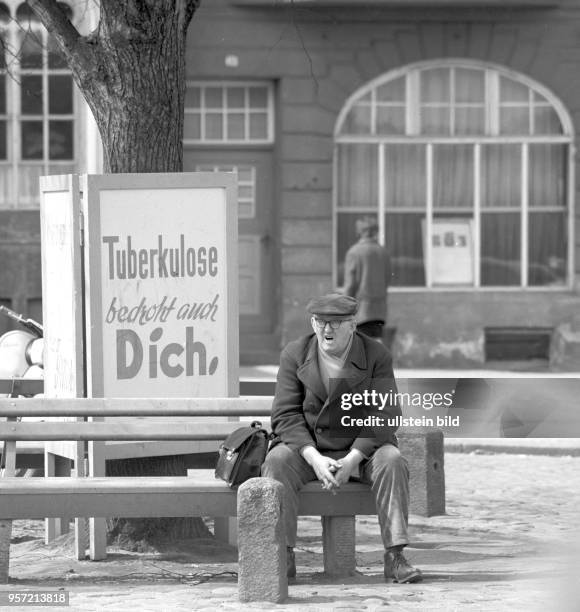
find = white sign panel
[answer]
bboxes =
[423,218,474,286]
[39,175,84,398]
[83,173,238,398]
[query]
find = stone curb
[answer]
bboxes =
[445,438,580,456]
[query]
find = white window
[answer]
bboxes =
[194,164,256,218]
[335,60,574,289]
[184,82,274,144]
[0,1,77,208]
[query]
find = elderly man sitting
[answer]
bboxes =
[262,293,422,583]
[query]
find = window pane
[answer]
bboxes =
[237,166,252,182]
[19,32,43,70]
[249,87,268,108]
[185,86,201,108]
[0,166,11,206]
[47,36,67,69]
[249,113,267,139]
[529,144,566,209]
[21,75,43,115]
[49,120,73,159]
[376,106,405,135]
[0,75,5,114]
[481,212,520,286]
[376,77,405,103]
[0,4,9,25]
[534,106,562,135]
[421,106,450,135]
[433,145,474,209]
[455,68,485,104]
[227,87,245,108]
[18,164,43,205]
[21,121,43,159]
[500,77,529,103]
[49,75,73,114]
[337,144,377,209]
[343,103,371,134]
[227,112,245,140]
[384,144,425,210]
[184,112,200,139]
[482,144,521,208]
[385,213,425,287]
[528,212,567,286]
[500,106,530,135]
[455,107,485,135]
[205,87,223,109]
[205,113,223,139]
[421,68,450,103]
[0,120,6,159]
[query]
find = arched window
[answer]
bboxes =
[334,60,574,289]
[0,1,76,208]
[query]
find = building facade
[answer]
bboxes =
[2,0,580,367]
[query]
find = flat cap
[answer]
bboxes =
[306,293,358,318]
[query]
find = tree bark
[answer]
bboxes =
[29,0,199,172]
[28,0,211,546]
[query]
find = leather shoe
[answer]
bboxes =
[384,548,422,583]
[286,547,296,578]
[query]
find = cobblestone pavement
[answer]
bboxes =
[5,452,580,612]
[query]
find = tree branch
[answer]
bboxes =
[26,0,97,75]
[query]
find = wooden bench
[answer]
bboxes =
[0,397,445,590]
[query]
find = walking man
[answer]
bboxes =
[343,216,392,341]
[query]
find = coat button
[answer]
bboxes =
[316,427,322,434]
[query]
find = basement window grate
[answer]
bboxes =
[484,327,553,361]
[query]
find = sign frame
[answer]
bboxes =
[82,172,239,398]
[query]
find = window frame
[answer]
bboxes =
[333,59,575,292]
[0,1,78,209]
[184,80,275,146]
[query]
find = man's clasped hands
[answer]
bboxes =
[301,446,366,494]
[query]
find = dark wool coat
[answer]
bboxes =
[270,332,401,457]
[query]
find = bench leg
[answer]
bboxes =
[74,441,89,561]
[0,439,16,583]
[238,478,287,603]
[44,452,72,543]
[214,517,237,547]
[322,515,356,577]
[0,520,11,584]
[88,441,107,561]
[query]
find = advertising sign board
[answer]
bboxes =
[83,173,238,398]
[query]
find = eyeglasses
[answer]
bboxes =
[312,317,352,330]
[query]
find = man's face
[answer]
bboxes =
[311,316,356,357]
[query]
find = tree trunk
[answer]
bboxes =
[83,1,189,173]
[29,0,210,547]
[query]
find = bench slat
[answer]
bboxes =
[0,397,273,418]
[0,477,376,519]
[0,420,269,441]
